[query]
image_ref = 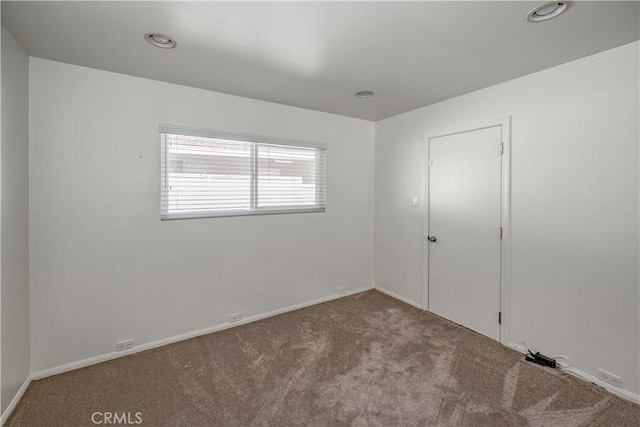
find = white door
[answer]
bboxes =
[428,126,503,340]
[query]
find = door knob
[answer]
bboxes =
[427,236,437,242]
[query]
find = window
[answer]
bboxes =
[160,125,327,220]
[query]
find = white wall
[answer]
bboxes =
[29,58,374,373]
[1,28,30,413]
[375,42,639,396]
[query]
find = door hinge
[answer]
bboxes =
[500,226,503,239]
[499,142,504,155]
[498,311,502,325]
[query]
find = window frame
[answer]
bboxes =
[160,124,327,221]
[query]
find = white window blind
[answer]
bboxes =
[160,125,327,220]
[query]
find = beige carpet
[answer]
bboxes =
[7,290,640,426]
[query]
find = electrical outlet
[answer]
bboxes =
[412,196,419,207]
[116,339,134,352]
[228,313,241,323]
[337,287,347,295]
[597,369,622,388]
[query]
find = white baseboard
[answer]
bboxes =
[32,286,374,381]
[1,376,31,426]
[374,285,423,310]
[508,342,640,404]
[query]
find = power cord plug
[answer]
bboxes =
[525,350,558,369]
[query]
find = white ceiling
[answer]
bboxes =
[3,1,639,121]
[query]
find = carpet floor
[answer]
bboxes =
[6,290,640,426]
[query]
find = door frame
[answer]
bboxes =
[422,116,511,345]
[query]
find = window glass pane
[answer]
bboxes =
[163,134,251,218]
[257,144,320,209]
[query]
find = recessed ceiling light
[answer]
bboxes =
[144,33,177,49]
[527,2,568,22]
[355,90,374,98]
